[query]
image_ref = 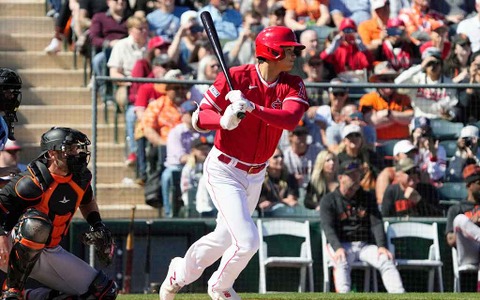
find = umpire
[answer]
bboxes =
[0,127,117,300]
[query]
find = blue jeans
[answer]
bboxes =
[161,165,183,217]
[125,105,136,155]
[136,137,147,180]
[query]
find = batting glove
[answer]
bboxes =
[220,102,245,130]
[225,90,255,112]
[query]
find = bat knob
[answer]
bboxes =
[237,112,246,119]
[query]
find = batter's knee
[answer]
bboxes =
[83,271,118,300]
[237,232,260,257]
[16,209,52,245]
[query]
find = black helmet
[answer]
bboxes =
[40,127,90,152]
[0,68,22,141]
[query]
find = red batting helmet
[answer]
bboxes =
[255,26,305,61]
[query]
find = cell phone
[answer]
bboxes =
[190,25,204,34]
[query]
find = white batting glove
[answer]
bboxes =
[220,102,245,130]
[225,90,255,112]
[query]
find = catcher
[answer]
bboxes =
[0,127,117,300]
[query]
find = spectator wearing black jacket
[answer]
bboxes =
[320,159,405,294]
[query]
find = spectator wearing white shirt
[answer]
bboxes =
[456,0,480,52]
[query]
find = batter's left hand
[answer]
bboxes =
[226,90,255,112]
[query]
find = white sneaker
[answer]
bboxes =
[44,38,61,54]
[208,287,241,300]
[159,257,183,300]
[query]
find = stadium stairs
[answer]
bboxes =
[0,0,156,219]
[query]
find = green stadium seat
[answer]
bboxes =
[430,119,464,141]
[439,140,458,159]
[437,182,468,207]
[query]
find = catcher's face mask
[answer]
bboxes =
[60,142,91,174]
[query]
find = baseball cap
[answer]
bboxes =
[180,100,197,114]
[342,124,362,139]
[463,163,480,185]
[191,135,214,149]
[460,125,479,139]
[3,139,21,151]
[339,18,357,32]
[328,78,348,94]
[421,47,442,60]
[412,116,431,130]
[163,69,184,80]
[452,34,471,46]
[371,0,389,10]
[181,10,198,26]
[338,159,362,175]
[393,140,417,156]
[369,61,398,82]
[395,157,417,172]
[147,36,170,50]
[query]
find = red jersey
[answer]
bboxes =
[201,64,309,164]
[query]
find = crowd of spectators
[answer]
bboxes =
[38,0,480,292]
[43,0,480,220]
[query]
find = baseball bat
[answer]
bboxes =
[144,219,153,294]
[200,11,245,119]
[123,205,136,294]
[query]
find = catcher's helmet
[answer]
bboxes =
[40,127,90,152]
[0,68,22,143]
[255,26,305,61]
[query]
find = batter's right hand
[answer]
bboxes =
[220,103,244,130]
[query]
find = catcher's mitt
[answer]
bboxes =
[81,223,115,266]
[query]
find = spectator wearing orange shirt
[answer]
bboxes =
[283,0,331,31]
[398,0,445,45]
[142,69,188,165]
[358,0,390,54]
[359,62,414,142]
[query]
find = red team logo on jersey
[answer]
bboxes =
[271,98,282,109]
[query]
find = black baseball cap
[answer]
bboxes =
[339,159,361,175]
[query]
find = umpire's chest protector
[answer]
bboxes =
[15,165,92,247]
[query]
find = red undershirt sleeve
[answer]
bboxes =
[197,104,223,130]
[250,100,306,131]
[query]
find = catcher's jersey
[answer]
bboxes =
[202,64,309,164]
[0,162,93,247]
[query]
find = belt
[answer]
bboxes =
[217,154,266,174]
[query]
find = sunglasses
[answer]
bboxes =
[405,167,420,176]
[272,154,284,159]
[342,28,356,34]
[5,150,20,155]
[347,133,362,139]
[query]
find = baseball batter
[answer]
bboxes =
[159,26,309,300]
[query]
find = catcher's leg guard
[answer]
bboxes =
[83,271,117,300]
[6,209,52,292]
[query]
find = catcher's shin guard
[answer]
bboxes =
[83,271,118,300]
[6,209,52,292]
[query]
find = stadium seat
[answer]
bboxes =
[451,247,479,292]
[437,182,468,207]
[321,230,378,292]
[384,221,444,292]
[257,219,314,293]
[430,119,464,141]
[376,139,401,162]
[439,140,458,159]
